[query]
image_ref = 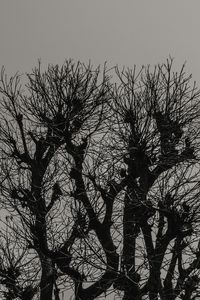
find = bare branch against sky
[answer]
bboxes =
[1,1,200,300]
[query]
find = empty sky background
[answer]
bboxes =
[1,1,200,299]
[1,0,200,81]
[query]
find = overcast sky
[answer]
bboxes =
[1,1,200,299]
[1,0,200,81]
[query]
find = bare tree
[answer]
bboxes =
[111,60,200,300]
[0,60,113,300]
[0,58,200,300]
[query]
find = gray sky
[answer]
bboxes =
[1,0,200,80]
[1,1,200,299]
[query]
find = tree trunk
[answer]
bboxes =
[40,256,54,300]
[122,191,141,300]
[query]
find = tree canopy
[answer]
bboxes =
[0,59,200,300]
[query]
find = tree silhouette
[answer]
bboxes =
[0,59,199,299]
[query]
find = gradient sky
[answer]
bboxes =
[1,1,200,299]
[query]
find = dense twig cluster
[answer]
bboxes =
[0,59,199,299]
